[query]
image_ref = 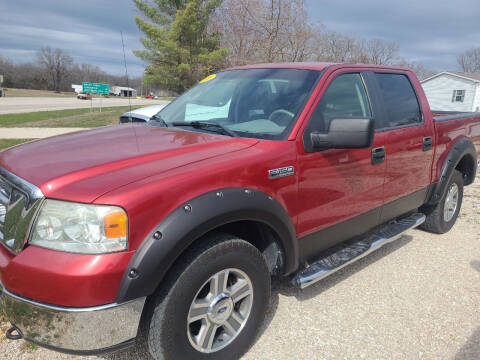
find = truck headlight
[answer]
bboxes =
[29,200,128,254]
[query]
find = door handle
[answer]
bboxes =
[371,146,385,165]
[423,137,433,151]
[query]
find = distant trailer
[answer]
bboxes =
[71,84,82,94]
[111,86,137,97]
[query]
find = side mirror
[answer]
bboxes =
[310,118,374,150]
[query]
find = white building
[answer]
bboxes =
[421,72,480,112]
[71,84,82,94]
[111,86,137,97]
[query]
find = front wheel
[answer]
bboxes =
[421,170,464,234]
[141,234,271,360]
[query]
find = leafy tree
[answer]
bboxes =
[133,0,227,93]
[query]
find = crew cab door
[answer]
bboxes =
[296,70,387,261]
[368,71,435,222]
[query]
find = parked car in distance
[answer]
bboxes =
[77,92,91,100]
[1,62,480,360]
[145,94,155,99]
[119,103,167,123]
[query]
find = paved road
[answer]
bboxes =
[0,97,166,114]
[0,127,89,139]
[1,179,480,360]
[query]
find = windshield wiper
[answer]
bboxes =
[150,114,169,127]
[171,121,238,137]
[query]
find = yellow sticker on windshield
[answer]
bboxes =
[200,74,216,83]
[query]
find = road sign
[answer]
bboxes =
[82,82,109,94]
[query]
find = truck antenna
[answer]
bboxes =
[120,31,132,115]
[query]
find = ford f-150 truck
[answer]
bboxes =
[0,62,479,360]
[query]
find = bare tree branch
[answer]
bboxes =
[457,47,480,73]
[37,47,73,92]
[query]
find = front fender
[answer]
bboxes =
[115,188,297,303]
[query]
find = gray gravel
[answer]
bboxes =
[1,177,480,360]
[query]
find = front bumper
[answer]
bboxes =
[0,282,146,354]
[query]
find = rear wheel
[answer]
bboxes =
[421,170,464,234]
[140,234,271,360]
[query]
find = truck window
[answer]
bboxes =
[375,73,422,128]
[154,68,320,140]
[308,73,372,132]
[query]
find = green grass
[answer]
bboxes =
[0,106,141,128]
[158,96,176,101]
[26,342,38,351]
[0,139,35,151]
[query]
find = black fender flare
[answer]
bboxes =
[427,137,477,205]
[115,188,298,303]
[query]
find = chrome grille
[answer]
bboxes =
[0,168,44,253]
[0,179,12,241]
[0,204,5,225]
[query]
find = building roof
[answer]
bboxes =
[449,72,480,81]
[422,71,480,83]
[112,86,136,91]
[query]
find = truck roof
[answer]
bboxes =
[226,62,410,73]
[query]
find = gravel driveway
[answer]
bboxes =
[1,177,479,360]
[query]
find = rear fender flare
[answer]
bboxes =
[427,137,477,205]
[115,188,298,303]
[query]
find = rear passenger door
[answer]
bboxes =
[369,72,434,222]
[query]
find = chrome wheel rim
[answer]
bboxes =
[187,268,253,353]
[444,182,459,222]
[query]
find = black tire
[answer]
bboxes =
[421,170,464,234]
[136,233,270,360]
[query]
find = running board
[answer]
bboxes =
[292,213,426,289]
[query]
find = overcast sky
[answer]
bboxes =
[1,0,479,77]
[306,0,480,70]
[0,0,145,76]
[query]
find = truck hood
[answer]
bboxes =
[0,125,258,202]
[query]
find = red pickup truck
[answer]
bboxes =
[0,63,479,359]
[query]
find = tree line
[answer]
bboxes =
[2,1,478,94]
[133,0,479,93]
[0,47,141,93]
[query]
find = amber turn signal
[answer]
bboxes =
[104,210,128,238]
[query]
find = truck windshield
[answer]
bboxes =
[149,68,320,140]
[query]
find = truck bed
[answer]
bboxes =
[432,110,480,121]
[431,111,480,185]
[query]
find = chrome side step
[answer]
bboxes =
[292,213,425,289]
